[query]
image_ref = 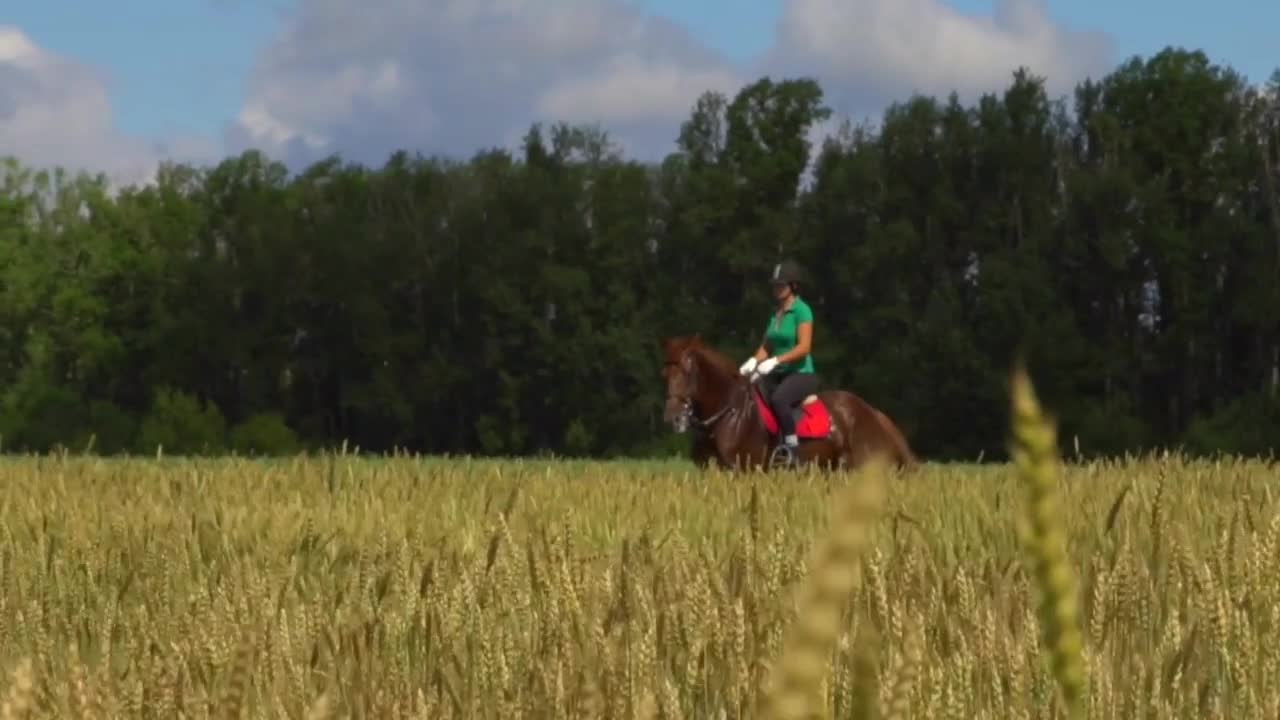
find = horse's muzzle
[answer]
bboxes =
[664,397,690,433]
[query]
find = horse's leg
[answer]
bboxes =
[729,441,765,474]
[719,433,764,474]
[821,391,866,471]
[818,414,848,472]
[712,427,743,471]
[689,430,716,469]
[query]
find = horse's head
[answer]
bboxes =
[659,334,704,433]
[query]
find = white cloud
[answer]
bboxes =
[229,0,1115,167]
[226,0,744,166]
[536,56,739,126]
[4,0,1119,178]
[0,25,218,188]
[764,0,1115,120]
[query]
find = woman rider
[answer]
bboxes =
[737,260,819,467]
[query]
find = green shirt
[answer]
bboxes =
[764,296,816,374]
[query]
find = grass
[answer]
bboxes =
[0,370,1276,718]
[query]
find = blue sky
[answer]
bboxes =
[3,0,1277,182]
[6,0,280,139]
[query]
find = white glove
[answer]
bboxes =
[756,357,779,375]
[739,357,758,376]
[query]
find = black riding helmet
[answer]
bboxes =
[770,259,804,289]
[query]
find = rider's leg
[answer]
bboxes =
[769,372,818,448]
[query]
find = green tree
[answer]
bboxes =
[0,48,1274,460]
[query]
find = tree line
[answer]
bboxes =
[1,46,1277,461]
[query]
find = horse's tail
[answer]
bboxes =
[872,408,919,469]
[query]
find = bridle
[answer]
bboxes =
[665,348,739,432]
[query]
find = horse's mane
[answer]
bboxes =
[662,334,744,380]
[690,342,740,378]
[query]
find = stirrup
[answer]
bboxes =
[769,443,798,469]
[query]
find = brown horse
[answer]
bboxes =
[660,334,918,472]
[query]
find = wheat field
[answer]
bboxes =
[0,373,1276,719]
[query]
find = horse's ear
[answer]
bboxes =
[691,332,702,345]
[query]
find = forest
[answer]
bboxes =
[0,46,1277,461]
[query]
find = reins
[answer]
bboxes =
[668,349,753,431]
